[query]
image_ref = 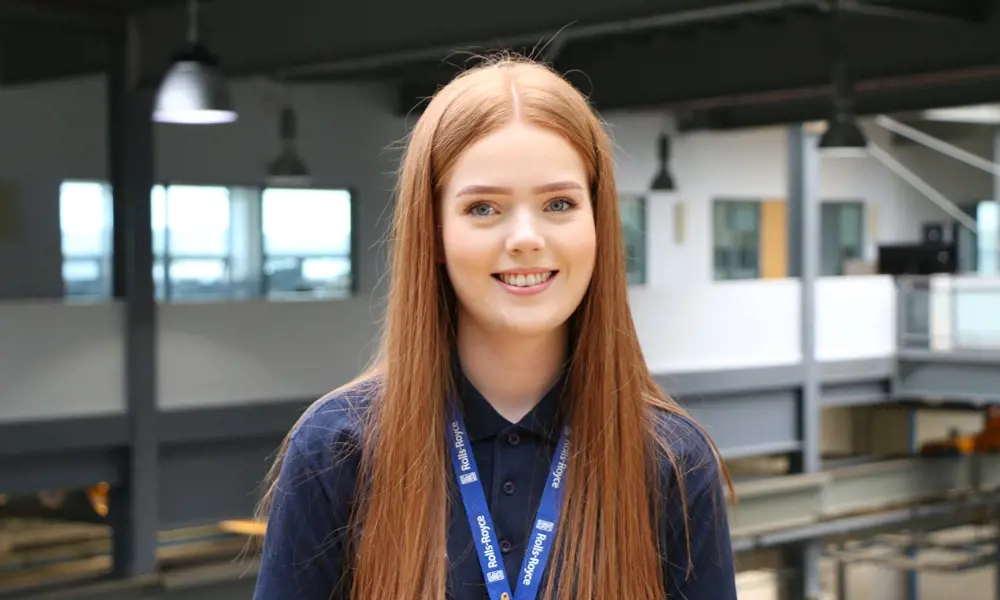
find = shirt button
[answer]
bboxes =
[503,481,516,495]
[508,432,521,446]
[499,539,512,553]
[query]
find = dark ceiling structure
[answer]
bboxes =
[3,0,1000,130]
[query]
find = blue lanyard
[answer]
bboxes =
[446,399,570,600]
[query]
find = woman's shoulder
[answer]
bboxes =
[286,375,381,467]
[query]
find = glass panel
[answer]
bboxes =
[59,181,112,300]
[262,187,353,298]
[713,201,729,245]
[733,203,756,232]
[839,204,863,246]
[163,185,231,257]
[153,259,167,301]
[262,188,352,256]
[151,184,168,257]
[820,203,841,276]
[264,256,352,298]
[713,200,760,280]
[821,200,865,276]
[166,258,231,300]
[619,195,646,285]
[60,182,110,256]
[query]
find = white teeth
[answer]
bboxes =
[499,271,553,287]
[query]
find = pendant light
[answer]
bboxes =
[818,55,868,157]
[650,131,676,191]
[266,104,310,187]
[153,0,237,124]
[817,12,867,157]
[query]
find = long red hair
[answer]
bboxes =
[257,54,732,600]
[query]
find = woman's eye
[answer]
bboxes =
[468,203,495,217]
[547,197,575,212]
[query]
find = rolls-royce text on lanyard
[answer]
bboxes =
[446,399,571,600]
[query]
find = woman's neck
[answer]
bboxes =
[456,313,567,424]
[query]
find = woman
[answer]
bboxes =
[252,55,737,600]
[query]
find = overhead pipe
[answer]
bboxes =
[272,0,821,79]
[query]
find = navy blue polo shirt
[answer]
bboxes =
[253,372,737,600]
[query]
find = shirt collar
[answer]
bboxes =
[454,361,565,443]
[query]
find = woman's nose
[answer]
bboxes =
[505,210,545,255]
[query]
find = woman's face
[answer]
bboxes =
[439,121,597,339]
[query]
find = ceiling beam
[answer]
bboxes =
[270,0,821,79]
[130,0,825,88]
[834,0,992,24]
[0,0,122,36]
[675,67,1000,131]
[394,6,1000,128]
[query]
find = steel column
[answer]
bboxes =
[784,123,822,600]
[788,123,821,474]
[107,18,159,578]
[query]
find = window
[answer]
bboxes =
[619,195,647,285]
[60,181,113,300]
[261,187,353,299]
[713,199,760,280]
[58,181,355,302]
[153,184,237,301]
[820,200,865,276]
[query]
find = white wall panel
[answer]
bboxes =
[0,301,125,422]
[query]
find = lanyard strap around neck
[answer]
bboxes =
[446,400,570,600]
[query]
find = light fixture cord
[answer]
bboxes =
[657,131,670,170]
[187,0,200,45]
[280,105,298,147]
[824,6,853,117]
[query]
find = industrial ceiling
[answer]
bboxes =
[3,0,1000,129]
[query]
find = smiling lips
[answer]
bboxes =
[491,269,558,295]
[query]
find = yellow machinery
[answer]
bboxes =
[921,409,1000,457]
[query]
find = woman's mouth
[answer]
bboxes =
[491,270,558,294]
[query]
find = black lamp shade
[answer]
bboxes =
[819,114,868,156]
